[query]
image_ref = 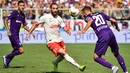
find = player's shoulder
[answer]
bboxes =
[96,12,109,17]
[40,14,47,19]
[45,13,51,16]
[86,13,93,19]
[41,14,51,18]
[56,16,63,22]
[57,16,62,20]
[90,12,105,17]
[85,15,92,22]
[11,10,18,14]
[91,12,101,15]
[8,10,18,17]
[96,12,105,15]
[12,10,17,12]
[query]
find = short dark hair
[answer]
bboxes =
[50,3,58,8]
[18,0,24,5]
[82,6,92,12]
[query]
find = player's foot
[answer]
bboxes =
[3,65,12,68]
[124,71,128,73]
[112,66,119,73]
[2,55,10,68]
[52,61,58,72]
[79,65,86,72]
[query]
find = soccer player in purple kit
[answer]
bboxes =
[2,1,35,68]
[78,6,128,73]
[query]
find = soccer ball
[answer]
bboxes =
[69,7,79,17]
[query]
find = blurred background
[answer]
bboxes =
[0,0,130,43]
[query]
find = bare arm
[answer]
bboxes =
[3,18,10,32]
[25,23,39,40]
[78,18,93,35]
[23,24,29,32]
[29,23,39,34]
[83,18,93,32]
[63,26,71,35]
[3,18,11,36]
[109,18,120,31]
[23,25,35,38]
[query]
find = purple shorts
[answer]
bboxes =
[9,35,22,50]
[94,30,119,56]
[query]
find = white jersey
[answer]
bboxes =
[39,14,65,44]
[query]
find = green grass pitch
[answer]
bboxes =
[0,44,130,73]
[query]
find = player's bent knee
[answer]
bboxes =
[58,48,66,56]
[94,53,98,59]
[113,52,119,57]
[19,50,24,54]
[19,47,24,54]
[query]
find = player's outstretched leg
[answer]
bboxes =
[110,36,128,73]
[59,49,86,72]
[3,48,24,68]
[113,52,128,73]
[52,54,64,72]
[94,53,119,73]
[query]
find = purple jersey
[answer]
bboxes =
[85,12,119,56]
[85,12,111,36]
[8,10,26,35]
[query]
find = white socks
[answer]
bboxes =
[53,55,64,64]
[111,66,116,70]
[53,54,80,69]
[64,54,80,68]
[112,66,128,73]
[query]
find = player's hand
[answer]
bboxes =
[77,30,85,35]
[7,31,11,36]
[64,27,71,36]
[31,33,35,38]
[25,34,30,41]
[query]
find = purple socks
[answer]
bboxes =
[116,54,127,72]
[94,54,128,72]
[94,57,113,69]
[6,50,21,66]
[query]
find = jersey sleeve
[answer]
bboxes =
[39,15,46,24]
[101,13,110,20]
[85,15,92,22]
[8,11,16,20]
[59,17,65,27]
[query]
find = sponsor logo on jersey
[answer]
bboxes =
[97,25,108,31]
[50,25,60,28]
[16,20,22,24]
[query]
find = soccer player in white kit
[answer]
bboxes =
[25,3,86,72]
